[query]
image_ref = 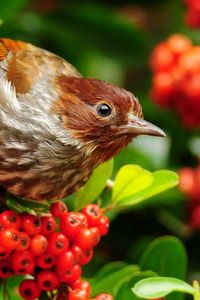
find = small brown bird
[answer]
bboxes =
[0,38,165,201]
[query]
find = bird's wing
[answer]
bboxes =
[0,38,81,95]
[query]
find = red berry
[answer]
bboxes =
[182,71,200,100]
[30,234,47,256]
[0,228,20,250]
[40,215,57,236]
[72,279,91,296]
[70,244,83,264]
[67,289,88,300]
[74,228,99,250]
[50,201,68,218]
[11,250,34,275]
[55,250,75,271]
[82,204,102,227]
[149,43,175,72]
[79,248,93,265]
[166,34,191,56]
[95,293,114,300]
[0,260,13,278]
[98,215,110,236]
[21,213,41,236]
[75,212,88,228]
[36,252,55,269]
[60,212,82,239]
[19,279,41,300]
[152,72,175,101]
[179,167,198,200]
[47,232,69,255]
[179,47,200,73]
[16,232,30,251]
[58,264,82,285]
[37,270,59,291]
[0,210,21,229]
[0,245,11,260]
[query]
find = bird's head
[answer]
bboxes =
[54,76,165,163]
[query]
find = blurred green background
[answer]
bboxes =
[0,0,200,298]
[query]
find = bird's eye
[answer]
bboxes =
[96,103,112,117]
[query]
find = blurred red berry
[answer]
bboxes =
[166,34,191,56]
[149,43,175,72]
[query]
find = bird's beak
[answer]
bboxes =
[119,115,166,137]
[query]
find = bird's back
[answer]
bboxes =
[0,39,88,201]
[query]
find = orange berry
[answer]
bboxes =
[149,43,175,72]
[179,46,200,73]
[167,34,192,55]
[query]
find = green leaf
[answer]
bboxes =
[0,275,23,300]
[116,271,156,300]
[74,159,113,210]
[116,170,179,206]
[0,0,28,20]
[6,194,50,213]
[140,236,187,300]
[112,165,153,203]
[91,264,140,297]
[132,277,195,299]
[140,236,187,279]
[90,261,128,285]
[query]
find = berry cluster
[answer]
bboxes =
[179,166,200,228]
[0,202,112,300]
[184,0,200,28]
[149,33,200,128]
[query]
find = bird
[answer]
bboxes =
[0,38,165,201]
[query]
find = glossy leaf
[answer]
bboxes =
[74,159,113,210]
[116,271,156,300]
[6,194,50,213]
[90,261,128,285]
[116,170,179,206]
[112,165,153,203]
[140,236,187,300]
[91,264,140,297]
[132,277,195,299]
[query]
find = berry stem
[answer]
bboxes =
[2,279,11,300]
